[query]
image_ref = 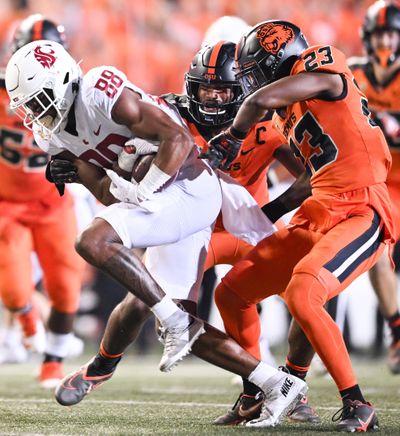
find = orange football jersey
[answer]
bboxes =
[0,75,70,217]
[273,45,392,194]
[350,58,400,187]
[187,117,283,207]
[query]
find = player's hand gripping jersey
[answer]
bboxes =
[272,45,395,242]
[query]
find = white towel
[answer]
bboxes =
[217,170,276,246]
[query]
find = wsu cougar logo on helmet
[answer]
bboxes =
[256,23,294,55]
[33,45,56,68]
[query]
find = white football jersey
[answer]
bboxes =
[35,66,187,169]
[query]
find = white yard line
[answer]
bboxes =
[0,397,398,413]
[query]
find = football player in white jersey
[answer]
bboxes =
[5,40,309,426]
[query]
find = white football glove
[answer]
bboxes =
[118,138,159,172]
[107,169,140,204]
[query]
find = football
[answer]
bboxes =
[131,153,156,183]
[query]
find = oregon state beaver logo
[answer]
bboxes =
[34,45,56,69]
[256,23,294,55]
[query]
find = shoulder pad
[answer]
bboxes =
[161,93,188,107]
[161,93,191,119]
[347,56,368,70]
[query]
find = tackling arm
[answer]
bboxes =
[262,171,311,223]
[232,72,344,133]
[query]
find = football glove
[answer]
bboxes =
[46,159,78,184]
[106,169,141,205]
[118,138,159,172]
[199,128,245,170]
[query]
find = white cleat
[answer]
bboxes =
[246,371,308,427]
[23,320,46,354]
[159,314,205,372]
[0,341,28,364]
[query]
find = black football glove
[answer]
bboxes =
[46,159,78,184]
[45,158,78,196]
[199,128,246,170]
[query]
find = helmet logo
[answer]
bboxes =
[256,23,294,54]
[33,45,56,69]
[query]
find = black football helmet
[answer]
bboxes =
[235,20,309,96]
[361,1,400,63]
[185,41,242,126]
[11,14,67,54]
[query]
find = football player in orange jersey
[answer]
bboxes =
[0,15,84,387]
[348,0,400,375]
[205,20,395,431]
[171,41,319,425]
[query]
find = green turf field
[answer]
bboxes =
[0,354,398,435]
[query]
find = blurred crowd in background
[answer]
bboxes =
[0,0,397,359]
[0,0,380,95]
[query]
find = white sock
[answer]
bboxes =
[248,362,279,391]
[150,296,184,327]
[45,331,74,358]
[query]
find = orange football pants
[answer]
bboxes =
[215,191,388,390]
[0,200,84,313]
[205,220,285,360]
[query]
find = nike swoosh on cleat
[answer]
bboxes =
[237,401,263,418]
[241,147,255,156]
[357,411,375,432]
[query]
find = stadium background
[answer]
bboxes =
[0,0,398,357]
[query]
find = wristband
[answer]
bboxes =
[229,126,249,140]
[262,198,290,223]
[136,164,171,201]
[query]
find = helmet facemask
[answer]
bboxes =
[12,86,72,139]
[186,75,242,126]
[235,57,276,96]
[186,41,243,127]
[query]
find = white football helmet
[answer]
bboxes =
[5,39,81,139]
[201,16,251,46]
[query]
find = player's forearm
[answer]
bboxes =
[262,171,311,222]
[75,160,117,206]
[154,128,193,175]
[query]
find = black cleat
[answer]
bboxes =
[333,399,379,432]
[388,340,400,375]
[213,392,264,425]
[287,395,321,423]
[55,358,114,406]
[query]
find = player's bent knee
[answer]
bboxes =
[215,282,246,315]
[284,272,328,321]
